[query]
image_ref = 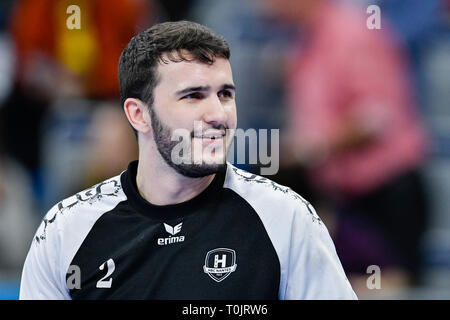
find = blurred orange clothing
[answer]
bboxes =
[10,0,153,98]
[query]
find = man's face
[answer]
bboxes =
[149,52,237,178]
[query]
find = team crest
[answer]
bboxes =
[203,248,237,282]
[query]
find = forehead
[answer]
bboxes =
[155,51,233,90]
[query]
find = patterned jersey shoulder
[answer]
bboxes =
[33,175,126,245]
[224,164,322,225]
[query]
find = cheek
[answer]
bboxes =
[227,105,237,129]
[159,104,197,131]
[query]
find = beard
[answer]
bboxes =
[149,107,228,178]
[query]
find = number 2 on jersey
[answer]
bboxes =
[96,258,115,288]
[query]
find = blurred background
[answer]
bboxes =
[0,0,449,300]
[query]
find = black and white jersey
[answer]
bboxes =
[20,161,357,300]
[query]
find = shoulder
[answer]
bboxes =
[21,174,127,299]
[224,163,322,226]
[223,165,356,299]
[34,174,126,245]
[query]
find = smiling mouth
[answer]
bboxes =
[195,135,224,140]
[193,135,226,149]
[193,131,226,140]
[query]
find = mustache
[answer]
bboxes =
[190,124,228,138]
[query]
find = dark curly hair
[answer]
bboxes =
[118,20,230,113]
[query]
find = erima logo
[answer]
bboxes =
[158,222,185,246]
[164,222,182,235]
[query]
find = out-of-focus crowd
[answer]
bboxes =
[0,0,449,299]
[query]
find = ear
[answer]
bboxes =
[123,98,151,135]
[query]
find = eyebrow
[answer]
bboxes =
[221,84,236,92]
[175,84,236,96]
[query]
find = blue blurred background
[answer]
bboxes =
[0,0,449,299]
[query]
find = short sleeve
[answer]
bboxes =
[284,202,358,300]
[19,210,70,300]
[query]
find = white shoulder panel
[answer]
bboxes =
[223,164,357,300]
[20,175,127,300]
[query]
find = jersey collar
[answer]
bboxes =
[121,160,226,221]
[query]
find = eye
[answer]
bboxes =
[182,92,204,100]
[218,90,234,99]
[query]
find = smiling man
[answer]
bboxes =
[20,21,356,300]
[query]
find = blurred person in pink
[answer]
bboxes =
[266,0,430,291]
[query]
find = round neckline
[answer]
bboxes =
[121,161,226,221]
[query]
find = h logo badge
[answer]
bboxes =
[214,254,227,268]
[203,248,237,282]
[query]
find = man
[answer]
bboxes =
[20,21,356,299]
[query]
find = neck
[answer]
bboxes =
[135,147,215,206]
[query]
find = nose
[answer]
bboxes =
[202,95,228,126]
